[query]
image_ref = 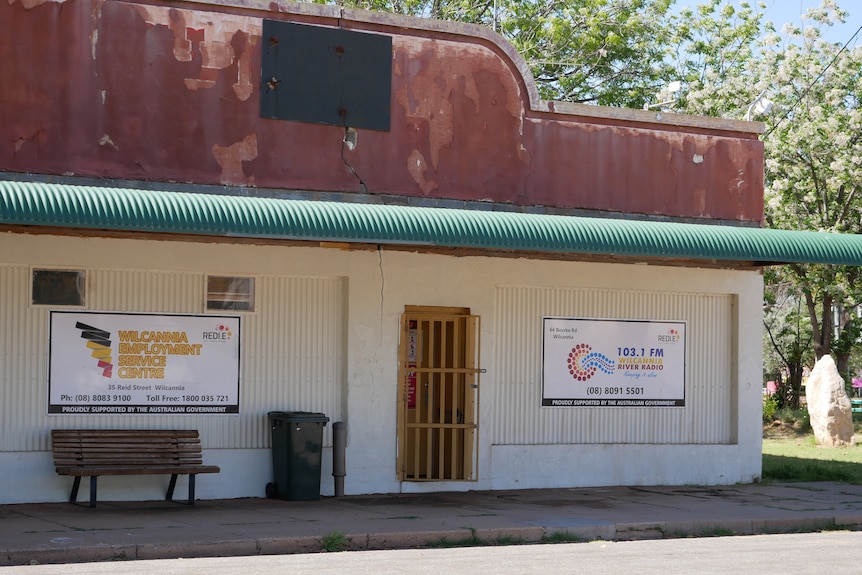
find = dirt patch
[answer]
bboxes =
[762,419,809,440]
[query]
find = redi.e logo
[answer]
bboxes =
[202,324,232,341]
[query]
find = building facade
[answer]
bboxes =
[0,0,842,504]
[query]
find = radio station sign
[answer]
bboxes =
[542,317,686,407]
[49,311,240,414]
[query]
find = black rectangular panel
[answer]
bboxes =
[260,20,392,131]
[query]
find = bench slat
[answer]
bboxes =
[56,465,221,476]
[53,429,201,437]
[53,448,203,455]
[54,458,206,467]
[54,436,200,441]
[54,440,201,451]
[54,440,201,449]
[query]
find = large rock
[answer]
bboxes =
[806,355,855,447]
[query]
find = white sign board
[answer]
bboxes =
[49,312,240,415]
[542,317,685,407]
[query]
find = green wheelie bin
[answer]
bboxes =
[266,411,329,500]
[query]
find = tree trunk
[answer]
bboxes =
[805,291,831,359]
[836,353,850,383]
[787,361,803,410]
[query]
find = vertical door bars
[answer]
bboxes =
[398,312,479,481]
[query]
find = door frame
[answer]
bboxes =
[397,306,480,481]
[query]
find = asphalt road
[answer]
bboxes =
[2,531,859,575]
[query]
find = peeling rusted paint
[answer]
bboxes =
[132,5,260,100]
[0,0,764,223]
[98,134,119,151]
[8,0,69,9]
[394,40,523,191]
[395,42,455,171]
[387,37,529,203]
[213,133,258,185]
[406,149,435,194]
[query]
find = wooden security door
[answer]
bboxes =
[397,306,480,481]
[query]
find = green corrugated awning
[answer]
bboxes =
[2,180,862,266]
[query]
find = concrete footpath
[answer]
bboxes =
[3,482,862,566]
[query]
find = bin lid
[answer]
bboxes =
[268,411,330,423]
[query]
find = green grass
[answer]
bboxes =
[760,406,862,483]
[668,526,736,538]
[426,528,483,548]
[427,528,530,548]
[318,530,350,552]
[541,531,584,544]
[761,436,862,484]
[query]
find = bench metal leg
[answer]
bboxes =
[166,474,178,501]
[188,474,196,505]
[68,476,97,507]
[70,477,81,503]
[165,474,196,505]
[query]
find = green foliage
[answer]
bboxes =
[319,530,350,552]
[762,274,813,409]
[503,0,675,106]
[541,530,584,543]
[695,526,735,538]
[317,0,862,367]
[426,527,484,548]
[665,0,767,117]
[312,0,678,107]
[756,2,862,366]
[762,394,779,423]
[492,534,526,545]
[668,525,736,538]
[669,0,862,371]
[426,528,535,547]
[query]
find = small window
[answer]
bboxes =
[207,276,255,311]
[32,270,85,306]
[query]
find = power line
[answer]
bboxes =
[763,23,862,138]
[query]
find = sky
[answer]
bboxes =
[673,0,861,47]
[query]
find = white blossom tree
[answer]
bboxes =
[671,0,862,377]
[760,2,861,375]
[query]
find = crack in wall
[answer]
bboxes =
[369,245,384,416]
[377,246,385,339]
[342,128,367,193]
[517,139,532,204]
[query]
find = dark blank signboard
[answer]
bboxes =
[260,20,392,131]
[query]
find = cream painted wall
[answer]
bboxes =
[0,232,762,503]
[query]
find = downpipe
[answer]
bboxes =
[332,421,347,497]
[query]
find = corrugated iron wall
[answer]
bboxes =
[0,265,345,451]
[0,264,46,451]
[492,286,734,445]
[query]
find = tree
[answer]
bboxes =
[316,0,678,107]
[763,268,813,409]
[324,0,862,373]
[663,0,768,117]
[664,1,862,377]
[500,0,675,106]
[758,2,862,377]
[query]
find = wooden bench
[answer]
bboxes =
[851,398,862,414]
[52,429,220,507]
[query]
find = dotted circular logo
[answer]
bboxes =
[567,343,615,381]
